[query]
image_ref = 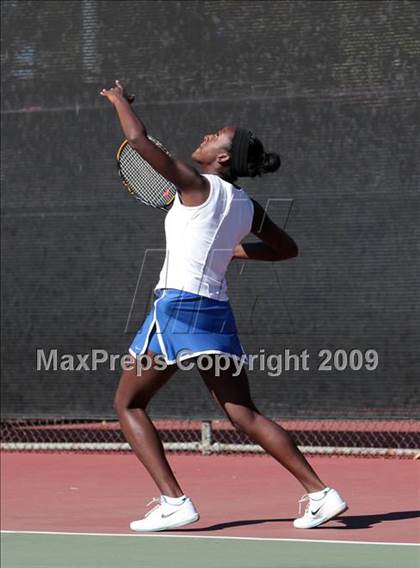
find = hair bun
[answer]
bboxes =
[261,152,281,173]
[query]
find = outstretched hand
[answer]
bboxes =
[100,80,135,104]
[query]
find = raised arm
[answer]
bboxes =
[100,81,209,202]
[233,199,298,261]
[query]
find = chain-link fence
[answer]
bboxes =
[2,418,419,458]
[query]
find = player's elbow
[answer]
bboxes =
[276,241,298,260]
[127,134,148,149]
[288,242,298,258]
[272,229,298,260]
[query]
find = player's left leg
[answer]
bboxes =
[198,357,348,528]
[198,358,325,492]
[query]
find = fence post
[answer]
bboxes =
[201,420,213,454]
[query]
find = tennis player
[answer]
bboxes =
[101,80,348,531]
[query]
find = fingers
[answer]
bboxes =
[99,86,117,96]
[100,80,134,103]
[99,80,122,95]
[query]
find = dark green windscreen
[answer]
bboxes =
[2,1,419,419]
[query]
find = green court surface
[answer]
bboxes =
[1,533,419,568]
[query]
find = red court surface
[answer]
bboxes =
[1,452,419,543]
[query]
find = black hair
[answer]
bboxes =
[246,134,281,178]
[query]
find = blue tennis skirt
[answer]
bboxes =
[129,288,245,364]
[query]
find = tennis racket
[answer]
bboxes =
[116,136,177,211]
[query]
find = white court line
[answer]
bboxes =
[1,530,418,546]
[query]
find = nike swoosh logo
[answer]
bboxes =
[311,507,322,515]
[161,510,179,519]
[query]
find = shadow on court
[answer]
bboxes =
[322,510,420,530]
[173,510,420,532]
[175,518,299,531]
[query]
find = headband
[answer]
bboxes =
[230,127,252,178]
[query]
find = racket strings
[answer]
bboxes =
[119,142,177,210]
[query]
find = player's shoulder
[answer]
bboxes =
[201,174,252,206]
[230,181,252,203]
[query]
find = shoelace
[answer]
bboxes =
[298,489,330,516]
[144,497,162,518]
[297,494,310,516]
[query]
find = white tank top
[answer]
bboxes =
[155,174,254,301]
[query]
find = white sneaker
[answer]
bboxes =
[130,495,200,532]
[293,487,348,529]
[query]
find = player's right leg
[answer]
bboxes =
[114,352,200,531]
